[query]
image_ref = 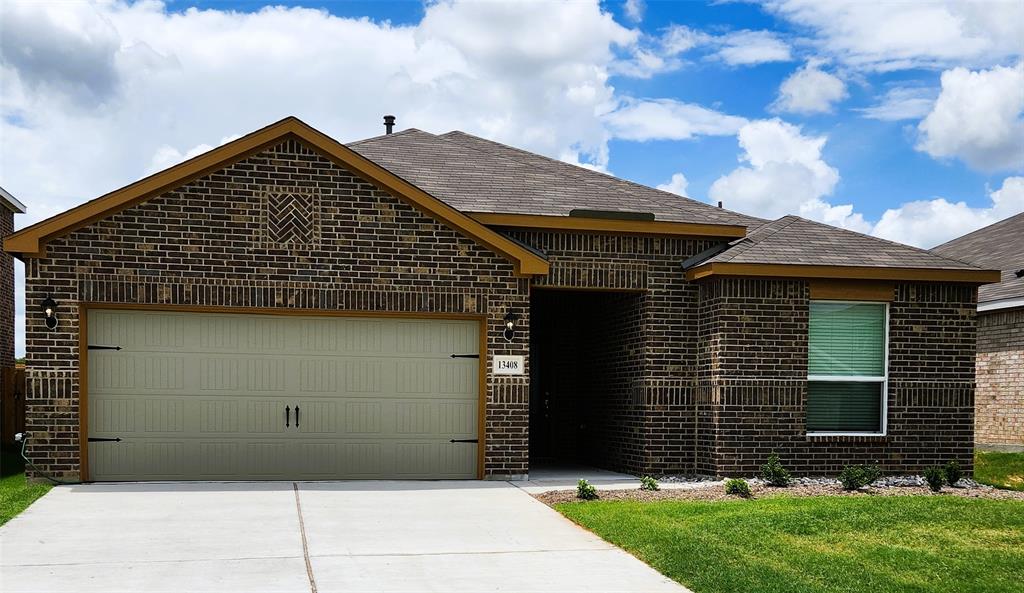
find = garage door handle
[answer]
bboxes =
[295,405,300,428]
[285,405,290,428]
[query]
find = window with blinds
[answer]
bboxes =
[807,301,887,434]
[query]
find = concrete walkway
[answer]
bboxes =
[0,481,688,593]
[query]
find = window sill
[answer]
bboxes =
[806,432,888,442]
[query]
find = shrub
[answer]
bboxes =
[576,479,598,500]
[760,453,792,487]
[838,464,882,490]
[639,475,660,491]
[944,460,963,486]
[924,467,946,492]
[724,478,751,498]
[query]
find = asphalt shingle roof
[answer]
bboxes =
[347,129,764,228]
[932,212,1024,304]
[347,128,994,276]
[702,215,984,270]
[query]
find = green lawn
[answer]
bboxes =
[557,496,1024,593]
[1,448,52,526]
[976,451,1024,491]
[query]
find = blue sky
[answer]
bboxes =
[1,1,1023,354]
[145,0,1023,228]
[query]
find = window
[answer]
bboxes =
[807,301,887,435]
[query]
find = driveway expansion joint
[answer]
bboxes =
[292,482,318,593]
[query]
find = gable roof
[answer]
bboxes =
[0,186,26,214]
[932,212,1024,307]
[686,215,999,283]
[2,117,549,276]
[348,129,756,237]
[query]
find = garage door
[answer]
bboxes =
[86,309,480,481]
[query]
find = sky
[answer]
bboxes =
[1,0,1023,354]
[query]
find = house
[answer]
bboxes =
[3,117,999,482]
[933,213,1024,451]
[1,187,26,436]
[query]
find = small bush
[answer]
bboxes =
[924,467,946,492]
[724,478,751,498]
[760,453,792,487]
[576,479,598,500]
[838,464,882,490]
[640,475,660,491]
[944,460,963,486]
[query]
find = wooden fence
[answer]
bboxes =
[1,365,26,446]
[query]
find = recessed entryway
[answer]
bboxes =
[529,288,644,476]
[85,308,481,481]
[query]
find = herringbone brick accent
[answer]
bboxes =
[265,189,316,245]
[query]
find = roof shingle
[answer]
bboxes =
[702,215,984,270]
[347,129,763,228]
[932,212,1024,304]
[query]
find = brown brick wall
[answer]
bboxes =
[698,278,977,476]
[20,136,982,480]
[1,209,14,370]
[976,308,1024,446]
[24,138,529,480]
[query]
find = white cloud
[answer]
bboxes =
[916,62,1024,171]
[872,176,1024,248]
[623,0,645,23]
[656,172,689,196]
[604,98,747,141]
[146,134,243,174]
[659,25,710,56]
[0,0,647,356]
[0,0,638,233]
[771,60,847,114]
[713,30,792,66]
[763,0,1024,71]
[857,86,937,121]
[708,118,869,231]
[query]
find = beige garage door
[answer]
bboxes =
[86,309,480,481]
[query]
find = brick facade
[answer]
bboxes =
[1,209,14,370]
[21,137,980,480]
[24,139,529,480]
[976,308,1024,447]
[697,279,977,476]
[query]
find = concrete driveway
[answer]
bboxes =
[0,481,687,593]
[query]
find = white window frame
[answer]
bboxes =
[807,300,889,437]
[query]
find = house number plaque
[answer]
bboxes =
[493,355,525,375]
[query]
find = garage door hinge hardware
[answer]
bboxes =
[87,344,122,351]
[449,439,478,443]
[450,354,479,359]
[87,437,122,442]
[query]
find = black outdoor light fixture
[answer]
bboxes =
[41,296,58,330]
[503,310,519,342]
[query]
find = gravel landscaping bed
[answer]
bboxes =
[534,476,1024,505]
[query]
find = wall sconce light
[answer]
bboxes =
[41,296,58,330]
[503,311,519,343]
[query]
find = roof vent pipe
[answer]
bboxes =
[717,201,723,208]
[383,115,396,134]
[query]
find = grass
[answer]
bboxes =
[556,496,1024,593]
[1,448,52,526]
[975,451,1024,491]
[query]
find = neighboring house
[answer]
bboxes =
[0,187,26,444]
[933,213,1024,451]
[0,187,25,365]
[3,117,998,482]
